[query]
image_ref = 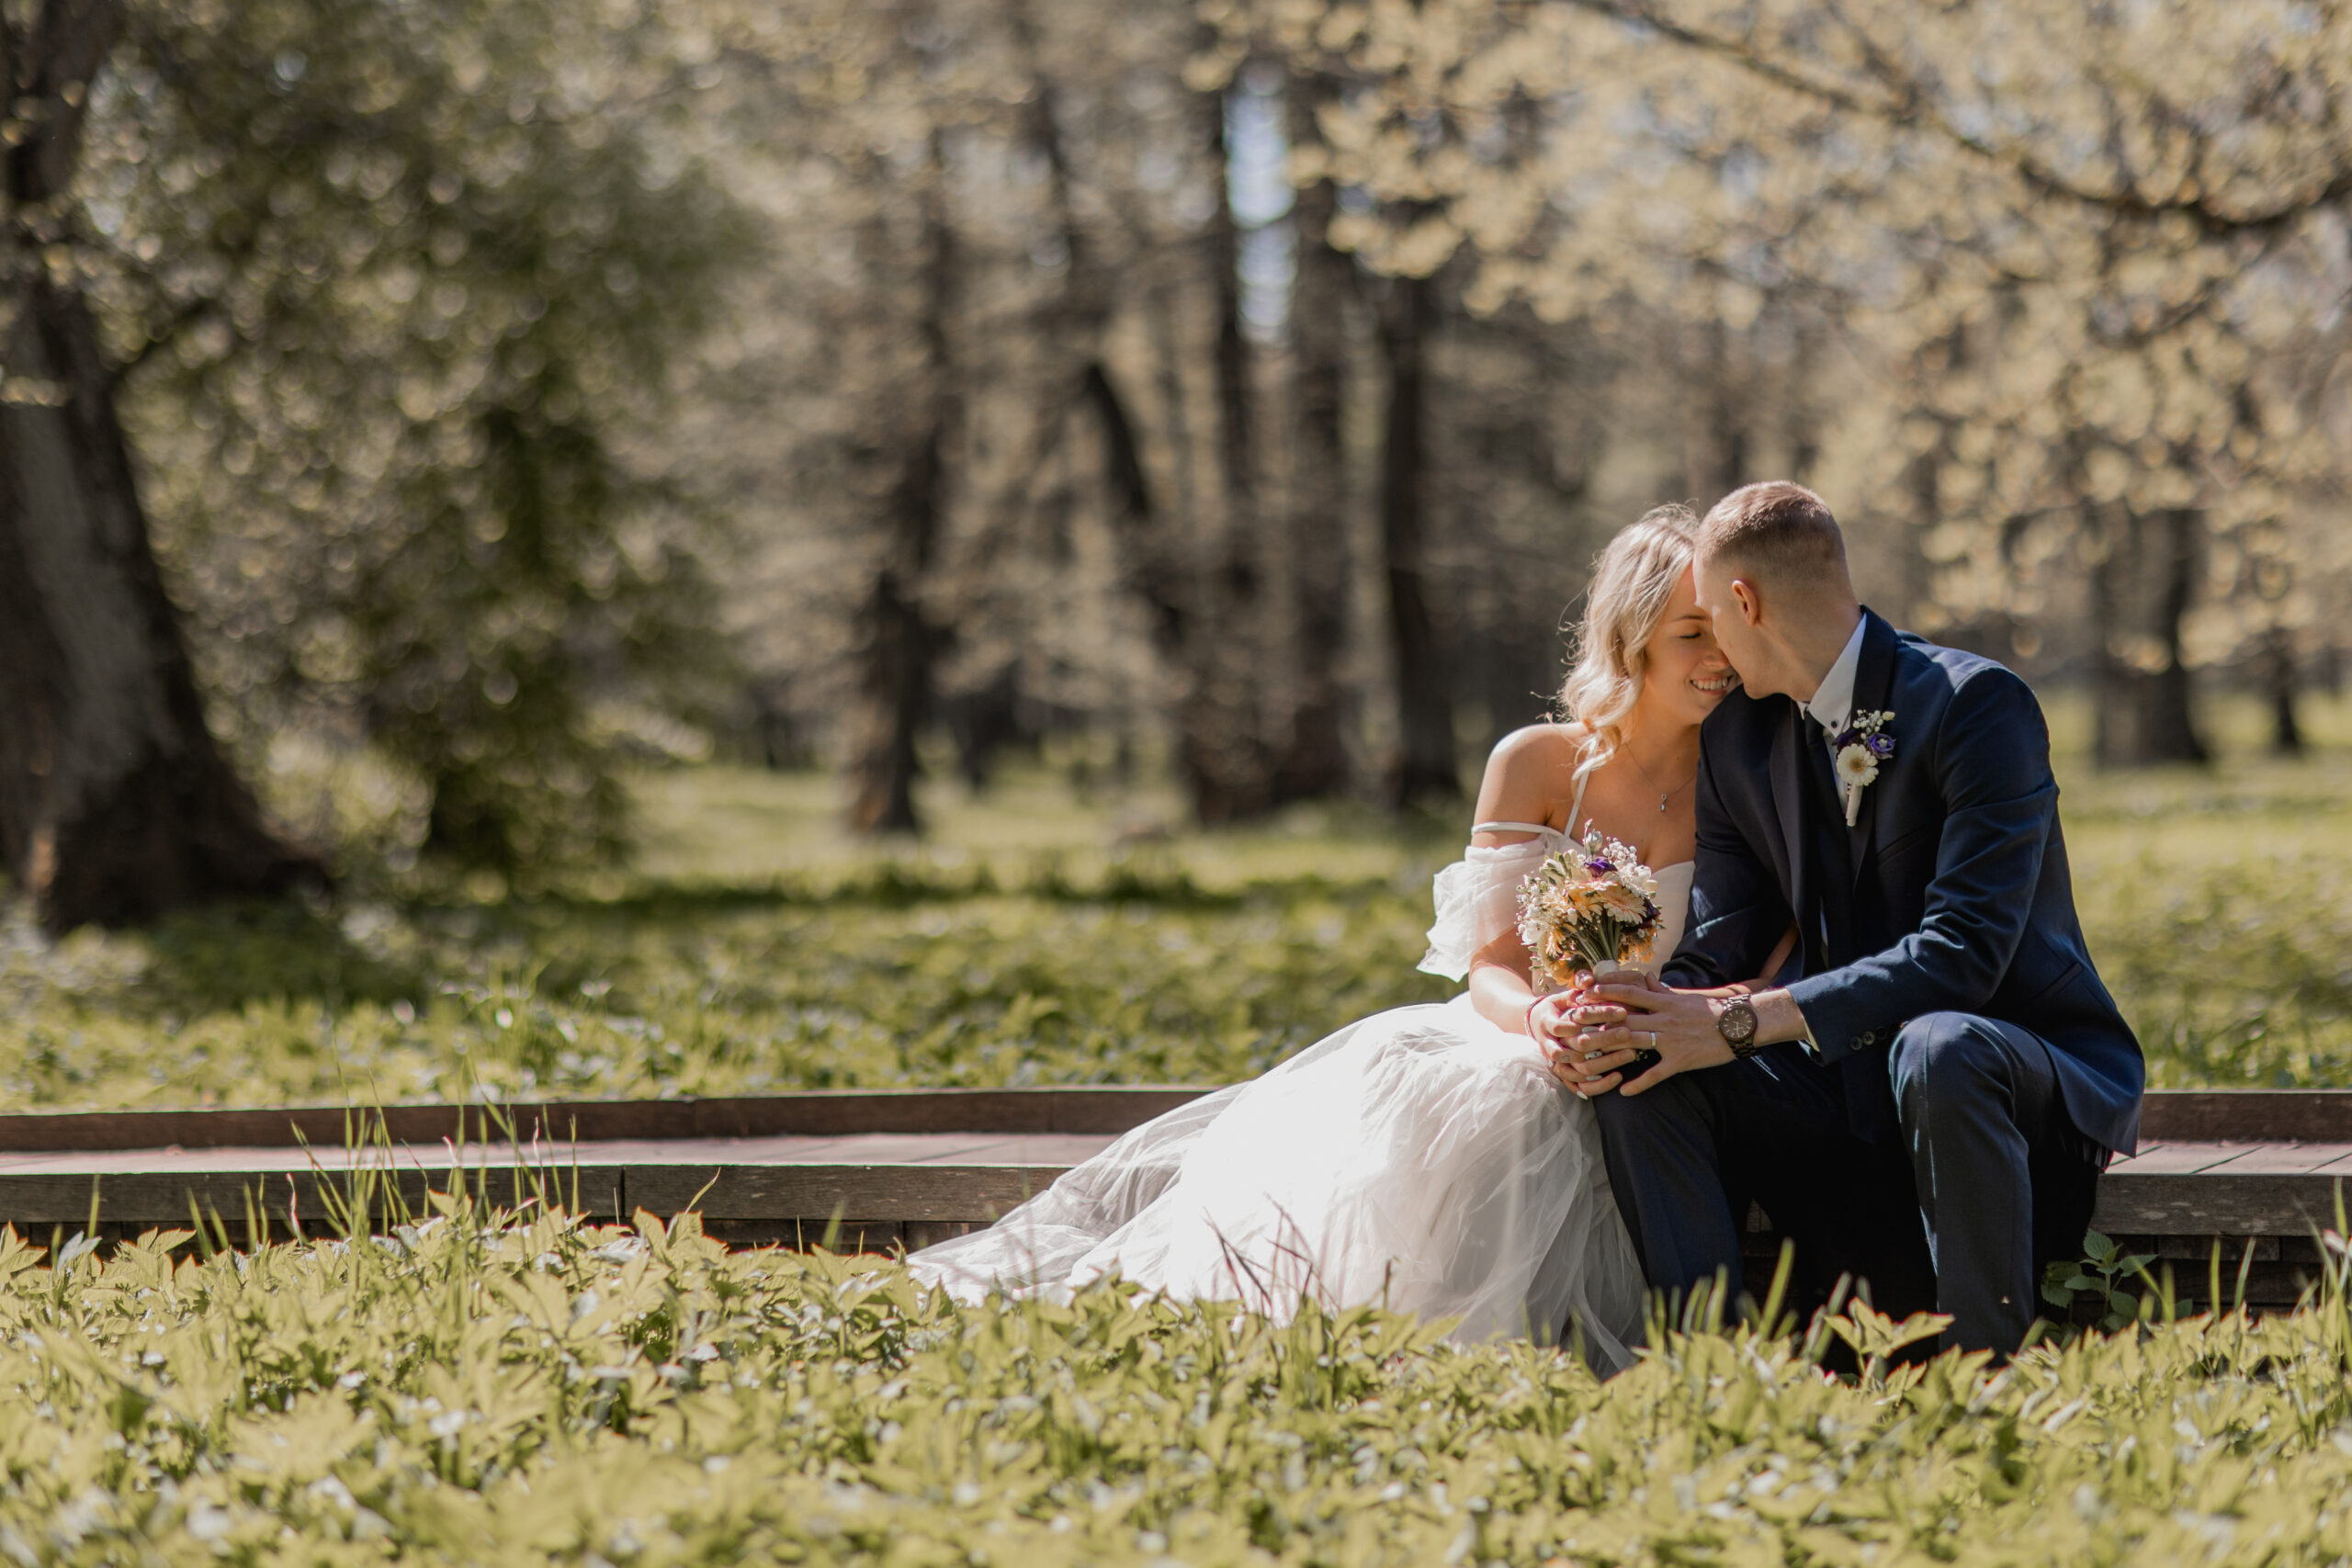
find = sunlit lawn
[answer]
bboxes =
[2,693,2350,1111]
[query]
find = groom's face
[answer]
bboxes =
[1691,551,1773,695]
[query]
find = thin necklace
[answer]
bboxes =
[1621,745,1691,814]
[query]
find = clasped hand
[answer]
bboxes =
[1534,971,1735,1099]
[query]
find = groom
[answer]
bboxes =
[1562,482,2144,1354]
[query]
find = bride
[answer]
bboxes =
[908,506,1754,1371]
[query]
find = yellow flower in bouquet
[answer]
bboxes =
[1514,830,1666,987]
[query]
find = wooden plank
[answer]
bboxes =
[0,1164,637,1226]
[0,1088,1209,1153]
[0,1100,696,1154]
[625,1163,1072,1224]
[2134,1234,2281,1262]
[2107,1143,2252,1176]
[0,1085,2333,1155]
[713,1133,1109,1167]
[2192,1144,2352,1175]
[2136,1091,2352,1143]
[2095,1171,2348,1236]
[687,1089,1206,1138]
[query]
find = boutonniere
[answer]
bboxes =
[1831,710,1896,826]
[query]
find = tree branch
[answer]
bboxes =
[14,0,126,203]
[111,295,221,386]
[1561,0,2352,237]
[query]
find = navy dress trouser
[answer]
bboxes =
[1592,1043,1935,1333]
[1887,1011,2101,1352]
[1596,1012,2099,1353]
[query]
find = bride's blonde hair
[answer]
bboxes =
[1557,504,1700,779]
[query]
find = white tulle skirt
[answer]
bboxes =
[906,992,1649,1374]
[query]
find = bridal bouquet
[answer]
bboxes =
[1515,830,1665,987]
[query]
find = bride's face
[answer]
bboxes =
[1640,567,1737,725]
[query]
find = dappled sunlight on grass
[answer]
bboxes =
[5,695,2351,1110]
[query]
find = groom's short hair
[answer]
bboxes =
[1696,482,1849,592]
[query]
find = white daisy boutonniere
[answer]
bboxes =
[1831,710,1896,826]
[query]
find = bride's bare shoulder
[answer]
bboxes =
[1485,720,1588,771]
[1471,722,1588,831]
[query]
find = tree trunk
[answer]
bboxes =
[1178,84,1277,823]
[1682,314,1747,506]
[1207,86,1254,548]
[2263,628,2302,756]
[848,138,957,835]
[0,276,317,930]
[1378,273,1458,804]
[1271,73,1351,804]
[2090,504,2209,767]
[847,559,934,835]
[1,0,314,931]
[1006,17,1279,823]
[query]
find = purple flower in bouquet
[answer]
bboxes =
[1515,829,1667,987]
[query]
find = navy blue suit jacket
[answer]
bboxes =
[1660,610,2144,1154]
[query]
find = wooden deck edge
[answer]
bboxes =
[0,1160,1076,1227]
[2137,1090,2352,1143]
[0,1087,1215,1153]
[8,1155,2335,1311]
[8,1154,2343,1236]
[2094,1172,2351,1238]
[0,1085,2337,1153]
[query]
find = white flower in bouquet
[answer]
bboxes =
[1513,829,1667,987]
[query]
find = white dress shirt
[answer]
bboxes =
[1789,613,1867,1056]
[1803,615,1870,741]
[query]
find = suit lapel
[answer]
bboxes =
[1845,610,1899,880]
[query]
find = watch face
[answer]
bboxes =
[1720,999,1758,1045]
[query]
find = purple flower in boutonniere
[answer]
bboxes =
[1831,710,1896,826]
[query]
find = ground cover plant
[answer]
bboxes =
[8,721,2352,1110]
[8,1179,2352,1567]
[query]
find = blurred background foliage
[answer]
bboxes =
[96,0,749,880]
[5,0,2352,893]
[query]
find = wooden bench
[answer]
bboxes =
[2,1088,2343,1307]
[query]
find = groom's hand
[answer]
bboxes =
[1572,974,1735,1095]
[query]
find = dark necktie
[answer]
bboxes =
[1802,714,1854,955]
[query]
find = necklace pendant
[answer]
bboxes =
[1658,793,1669,812]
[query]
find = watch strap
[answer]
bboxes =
[1715,995,1760,1056]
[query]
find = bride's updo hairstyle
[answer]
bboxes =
[1557,505,1699,779]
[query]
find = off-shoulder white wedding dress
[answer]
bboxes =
[909,785,1681,1372]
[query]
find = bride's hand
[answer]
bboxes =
[1523,990,1574,1044]
[1538,978,1644,1099]
[1532,976,1628,1038]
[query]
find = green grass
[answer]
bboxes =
[12,1188,2352,1566]
[5,698,2352,1111]
[10,708,2352,1563]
